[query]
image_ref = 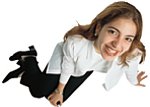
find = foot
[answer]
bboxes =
[9,45,37,61]
[2,67,23,83]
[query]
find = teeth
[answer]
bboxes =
[107,47,117,54]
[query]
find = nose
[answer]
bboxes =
[111,38,122,50]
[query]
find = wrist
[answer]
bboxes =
[54,88,63,95]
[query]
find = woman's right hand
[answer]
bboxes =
[136,71,148,87]
[48,91,63,106]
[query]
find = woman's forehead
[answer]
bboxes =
[104,18,137,36]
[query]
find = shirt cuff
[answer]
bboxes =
[128,77,138,85]
[59,72,71,84]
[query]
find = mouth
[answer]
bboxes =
[104,45,119,56]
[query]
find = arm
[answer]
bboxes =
[48,82,65,106]
[48,37,75,106]
[125,55,147,87]
[103,57,124,91]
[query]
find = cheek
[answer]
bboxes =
[98,34,111,44]
[98,31,108,41]
[122,43,132,53]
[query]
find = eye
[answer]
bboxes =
[108,29,118,36]
[125,38,134,43]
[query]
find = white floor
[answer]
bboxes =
[0,0,150,107]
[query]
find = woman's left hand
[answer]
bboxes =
[136,71,148,87]
[48,92,63,106]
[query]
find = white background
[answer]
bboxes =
[0,0,150,107]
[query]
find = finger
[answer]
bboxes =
[137,83,146,87]
[49,92,56,100]
[140,75,148,81]
[49,96,55,103]
[50,96,60,106]
[138,71,145,76]
[137,72,145,78]
[50,99,57,107]
[141,71,145,74]
[139,84,146,87]
[48,94,54,100]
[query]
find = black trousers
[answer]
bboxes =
[20,57,93,102]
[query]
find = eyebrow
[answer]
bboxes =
[107,26,136,38]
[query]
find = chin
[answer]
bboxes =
[101,54,116,61]
[104,57,115,61]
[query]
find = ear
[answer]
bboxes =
[95,23,101,35]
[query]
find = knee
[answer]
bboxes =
[29,87,44,98]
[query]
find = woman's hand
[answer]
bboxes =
[136,71,148,87]
[48,82,65,106]
[48,90,63,106]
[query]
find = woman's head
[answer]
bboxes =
[94,17,137,61]
[64,1,145,65]
[93,1,143,41]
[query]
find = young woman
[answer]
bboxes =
[2,1,147,106]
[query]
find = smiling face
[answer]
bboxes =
[94,18,137,61]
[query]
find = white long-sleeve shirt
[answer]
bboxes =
[46,35,141,90]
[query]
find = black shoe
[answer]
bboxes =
[9,45,37,61]
[2,67,23,83]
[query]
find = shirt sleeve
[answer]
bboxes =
[103,58,124,91]
[124,55,141,85]
[59,37,75,84]
[46,42,64,73]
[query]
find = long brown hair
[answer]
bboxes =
[63,1,146,65]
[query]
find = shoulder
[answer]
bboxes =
[67,34,84,42]
[127,48,142,62]
[63,35,91,56]
[65,34,90,45]
[73,34,84,39]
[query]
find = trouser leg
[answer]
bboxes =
[19,56,93,101]
[20,57,41,86]
[19,57,59,98]
[63,71,93,102]
[43,71,93,102]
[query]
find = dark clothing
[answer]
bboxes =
[20,57,93,102]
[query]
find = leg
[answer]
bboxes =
[9,45,37,61]
[2,67,23,83]
[19,57,93,101]
[20,57,43,86]
[20,57,60,98]
[63,71,93,102]
[27,71,93,100]
[27,73,60,98]
[2,46,37,83]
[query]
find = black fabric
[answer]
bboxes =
[20,57,93,102]
[63,71,93,101]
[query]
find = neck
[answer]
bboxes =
[93,40,101,54]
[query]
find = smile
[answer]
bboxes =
[104,45,118,56]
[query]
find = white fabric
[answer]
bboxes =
[46,35,141,90]
[124,56,141,85]
[103,56,140,91]
[103,58,124,91]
